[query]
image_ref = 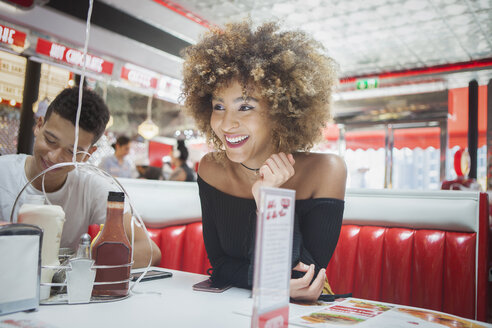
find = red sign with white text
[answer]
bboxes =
[0,24,26,48]
[120,64,159,89]
[258,306,288,328]
[35,38,114,75]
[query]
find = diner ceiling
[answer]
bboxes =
[1,0,491,122]
[95,0,492,121]
[98,0,492,80]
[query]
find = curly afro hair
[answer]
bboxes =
[182,20,337,154]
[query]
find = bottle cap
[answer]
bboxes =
[80,233,91,246]
[108,191,125,202]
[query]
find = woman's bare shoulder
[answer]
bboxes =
[293,152,347,199]
[198,152,231,186]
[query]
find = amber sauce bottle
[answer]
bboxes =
[91,192,131,297]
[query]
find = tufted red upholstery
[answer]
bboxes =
[326,226,477,319]
[88,192,490,322]
[138,221,487,321]
[147,223,209,274]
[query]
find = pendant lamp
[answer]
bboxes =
[138,95,159,140]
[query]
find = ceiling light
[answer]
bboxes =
[138,96,159,140]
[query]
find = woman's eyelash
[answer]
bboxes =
[212,103,254,111]
[239,105,254,111]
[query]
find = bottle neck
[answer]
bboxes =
[104,201,125,233]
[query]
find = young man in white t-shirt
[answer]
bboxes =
[0,87,161,268]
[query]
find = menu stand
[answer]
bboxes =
[251,187,295,328]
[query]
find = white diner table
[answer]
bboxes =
[1,267,490,328]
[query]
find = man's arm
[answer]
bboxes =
[123,212,161,268]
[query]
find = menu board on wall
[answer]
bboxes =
[38,64,71,101]
[0,50,26,104]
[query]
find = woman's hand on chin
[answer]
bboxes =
[289,262,325,302]
[252,153,295,204]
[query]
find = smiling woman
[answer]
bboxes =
[182,21,347,302]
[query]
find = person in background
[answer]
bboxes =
[136,158,163,180]
[182,21,346,301]
[0,87,160,267]
[99,136,136,178]
[169,140,196,182]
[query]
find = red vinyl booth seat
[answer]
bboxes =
[147,223,211,274]
[326,226,476,319]
[102,180,490,322]
[129,218,486,321]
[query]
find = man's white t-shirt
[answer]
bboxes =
[0,154,122,250]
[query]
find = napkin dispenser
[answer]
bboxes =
[0,223,43,316]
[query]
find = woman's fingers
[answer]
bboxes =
[298,264,315,288]
[287,153,295,166]
[252,153,295,203]
[278,153,295,176]
[261,153,295,187]
[308,268,326,297]
[293,261,310,272]
[289,266,326,301]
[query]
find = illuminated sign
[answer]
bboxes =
[35,38,114,75]
[156,75,181,103]
[356,78,379,90]
[120,63,159,89]
[0,24,26,48]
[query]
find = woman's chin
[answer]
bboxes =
[224,151,246,164]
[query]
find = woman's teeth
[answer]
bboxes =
[226,135,248,144]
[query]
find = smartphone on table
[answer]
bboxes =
[130,269,173,282]
[192,278,231,293]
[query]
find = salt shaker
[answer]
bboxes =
[75,233,91,259]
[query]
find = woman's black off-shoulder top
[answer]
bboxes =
[197,175,344,288]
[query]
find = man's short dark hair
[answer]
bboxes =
[116,136,130,146]
[44,87,109,144]
[112,136,130,150]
